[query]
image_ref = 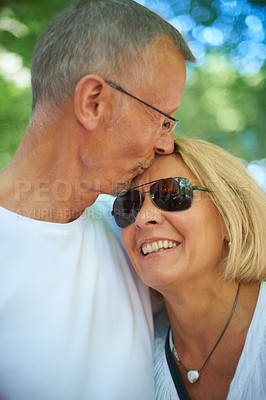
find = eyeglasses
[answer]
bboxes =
[105,81,179,136]
[112,177,211,228]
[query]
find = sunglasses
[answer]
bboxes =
[112,177,211,228]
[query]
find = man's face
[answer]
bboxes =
[94,38,187,195]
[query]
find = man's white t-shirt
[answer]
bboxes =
[0,204,154,400]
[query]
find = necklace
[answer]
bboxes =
[171,283,240,384]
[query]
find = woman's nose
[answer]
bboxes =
[135,195,164,229]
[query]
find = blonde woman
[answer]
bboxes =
[112,138,266,400]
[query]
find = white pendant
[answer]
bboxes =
[187,370,200,383]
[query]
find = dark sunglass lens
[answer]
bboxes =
[112,190,142,228]
[151,178,193,211]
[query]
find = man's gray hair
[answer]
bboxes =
[31,0,195,109]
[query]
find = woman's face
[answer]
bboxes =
[121,154,227,293]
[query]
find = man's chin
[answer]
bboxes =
[112,161,153,196]
[112,180,132,196]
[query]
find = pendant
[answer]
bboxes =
[187,370,200,383]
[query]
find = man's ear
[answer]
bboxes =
[74,75,106,131]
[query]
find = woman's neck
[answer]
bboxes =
[164,280,260,355]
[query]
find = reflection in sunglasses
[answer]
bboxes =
[112,177,210,228]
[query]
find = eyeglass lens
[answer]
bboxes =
[163,120,178,136]
[112,177,194,228]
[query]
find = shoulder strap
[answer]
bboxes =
[165,328,191,400]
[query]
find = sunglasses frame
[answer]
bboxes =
[112,177,211,228]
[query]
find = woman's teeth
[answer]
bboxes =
[142,240,179,255]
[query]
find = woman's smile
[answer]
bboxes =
[141,239,180,256]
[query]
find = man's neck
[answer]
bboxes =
[0,168,99,223]
[0,123,99,223]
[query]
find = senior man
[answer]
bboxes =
[0,0,194,399]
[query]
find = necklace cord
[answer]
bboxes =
[172,283,240,374]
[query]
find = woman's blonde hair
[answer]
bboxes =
[174,137,266,283]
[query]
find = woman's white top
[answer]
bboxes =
[154,282,266,399]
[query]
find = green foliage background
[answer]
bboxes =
[0,0,265,171]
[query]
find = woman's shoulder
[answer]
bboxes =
[253,281,266,327]
[154,307,170,336]
[228,281,266,399]
[154,308,179,400]
[154,307,169,369]
[260,280,266,298]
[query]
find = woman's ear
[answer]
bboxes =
[224,228,230,243]
[74,75,106,131]
[223,229,231,247]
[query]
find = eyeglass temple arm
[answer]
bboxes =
[193,186,211,192]
[127,181,211,192]
[129,178,165,191]
[105,80,178,123]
